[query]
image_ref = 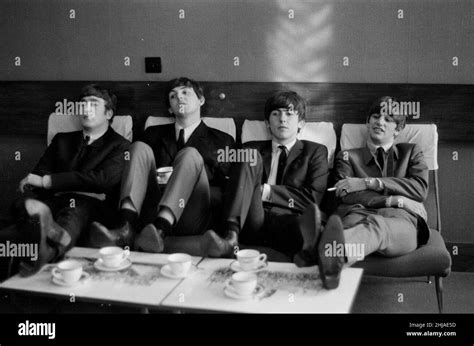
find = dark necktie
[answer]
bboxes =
[75,135,90,166]
[376,147,385,172]
[276,145,287,185]
[177,129,185,151]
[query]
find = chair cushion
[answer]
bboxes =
[144,116,236,140]
[242,120,337,167]
[352,230,451,277]
[48,113,133,145]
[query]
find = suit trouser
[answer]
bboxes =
[342,207,418,262]
[10,191,106,248]
[222,153,303,256]
[1,191,107,279]
[120,142,211,236]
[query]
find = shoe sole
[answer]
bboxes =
[317,215,345,290]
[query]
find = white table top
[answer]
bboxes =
[161,258,363,313]
[0,247,363,312]
[0,247,202,308]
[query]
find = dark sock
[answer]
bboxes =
[120,209,138,228]
[226,219,240,236]
[153,217,172,235]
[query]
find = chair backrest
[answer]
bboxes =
[144,116,236,140]
[340,123,440,231]
[47,113,133,145]
[340,124,438,170]
[241,120,337,168]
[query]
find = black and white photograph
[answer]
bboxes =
[0,0,472,344]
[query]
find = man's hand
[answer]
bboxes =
[19,174,43,193]
[391,195,427,220]
[335,177,366,197]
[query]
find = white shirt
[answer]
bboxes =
[262,139,297,201]
[175,120,202,144]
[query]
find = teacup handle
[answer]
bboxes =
[122,249,130,261]
[225,279,235,291]
[51,267,62,280]
[258,254,267,263]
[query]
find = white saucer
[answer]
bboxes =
[93,258,132,272]
[160,264,195,279]
[229,260,268,272]
[224,284,264,300]
[52,272,90,287]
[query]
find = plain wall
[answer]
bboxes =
[0,0,472,83]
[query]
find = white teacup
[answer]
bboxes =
[167,253,192,277]
[99,246,130,268]
[157,166,173,184]
[236,249,267,271]
[225,272,257,296]
[52,260,83,284]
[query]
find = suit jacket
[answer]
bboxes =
[140,121,235,189]
[32,127,130,207]
[244,139,329,213]
[334,142,430,245]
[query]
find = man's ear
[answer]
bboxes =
[168,108,174,114]
[394,128,400,138]
[297,119,305,131]
[105,109,113,120]
[199,96,205,106]
[264,120,270,128]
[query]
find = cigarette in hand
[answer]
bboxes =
[327,187,336,191]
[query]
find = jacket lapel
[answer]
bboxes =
[260,141,272,180]
[186,121,208,148]
[284,139,303,177]
[160,125,178,159]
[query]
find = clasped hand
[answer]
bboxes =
[19,173,43,193]
[334,177,366,197]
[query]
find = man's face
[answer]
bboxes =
[168,86,204,117]
[80,96,112,130]
[265,107,304,144]
[367,113,399,145]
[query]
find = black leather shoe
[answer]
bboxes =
[134,224,164,253]
[18,199,66,277]
[293,203,322,267]
[89,221,134,248]
[316,214,345,290]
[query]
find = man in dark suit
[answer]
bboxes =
[6,85,130,276]
[328,96,431,288]
[203,91,343,278]
[91,77,235,254]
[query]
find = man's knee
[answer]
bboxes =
[175,147,204,168]
[130,141,154,159]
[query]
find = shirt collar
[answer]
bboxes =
[83,127,108,145]
[272,138,297,153]
[367,139,393,155]
[365,140,399,164]
[175,120,201,143]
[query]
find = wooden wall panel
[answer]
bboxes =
[0,82,473,142]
